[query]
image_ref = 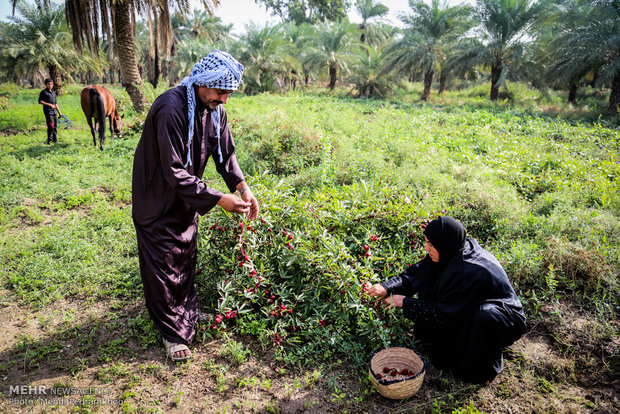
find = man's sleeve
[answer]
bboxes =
[38,90,45,104]
[155,106,225,215]
[214,108,245,192]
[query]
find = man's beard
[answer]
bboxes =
[207,100,223,109]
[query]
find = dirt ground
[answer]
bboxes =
[0,293,618,414]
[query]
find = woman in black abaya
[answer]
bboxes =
[368,216,526,384]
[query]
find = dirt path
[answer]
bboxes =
[0,295,617,413]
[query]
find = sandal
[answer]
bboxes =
[163,338,191,362]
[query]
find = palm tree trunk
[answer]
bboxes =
[588,70,598,88]
[438,72,447,95]
[161,61,168,82]
[148,8,160,88]
[490,64,502,101]
[606,73,620,116]
[421,69,434,101]
[147,11,156,86]
[49,65,63,95]
[328,64,337,90]
[147,54,155,86]
[113,0,145,112]
[154,43,160,89]
[568,84,577,104]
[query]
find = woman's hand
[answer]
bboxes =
[366,283,388,300]
[383,294,405,308]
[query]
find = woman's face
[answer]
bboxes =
[424,235,440,263]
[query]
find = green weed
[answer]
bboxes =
[218,339,252,365]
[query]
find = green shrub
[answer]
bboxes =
[233,111,324,176]
[0,82,20,97]
[542,236,617,294]
[195,178,439,365]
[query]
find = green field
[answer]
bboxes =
[0,83,618,413]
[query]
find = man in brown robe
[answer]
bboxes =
[132,50,258,361]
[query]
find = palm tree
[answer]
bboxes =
[134,20,154,85]
[280,21,314,88]
[347,45,398,98]
[15,0,219,111]
[142,0,218,88]
[355,0,388,44]
[171,9,232,43]
[55,0,145,110]
[362,21,399,49]
[168,37,215,84]
[537,0,590,103]
[71,48,108,85]
[255,0,349,25]
[544,0,620,115]
[450,0,547,101]
[0,0,79,93]
[387,0,472,101]
[237,23,301,94]
[305,20,356,90]
[99,35,119,84]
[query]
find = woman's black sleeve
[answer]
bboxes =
[380,257,430,296]
[401,297,446,326]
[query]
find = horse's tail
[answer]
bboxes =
[89,88,105,128]
[89,88,106,149]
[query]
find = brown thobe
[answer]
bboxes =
[132,85,244,344]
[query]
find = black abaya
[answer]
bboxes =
[382,238,526,383]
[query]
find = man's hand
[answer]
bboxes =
[240,188,259,220]
[366,283,388,300]
[217,194,250,215]
[55,105,62,116]
[383,294,405,308]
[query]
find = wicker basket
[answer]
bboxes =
[369,346,426,399]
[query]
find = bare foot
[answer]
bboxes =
[173,348,191,359]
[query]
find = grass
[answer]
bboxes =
[223,92,619,325]
[0,80,618,412]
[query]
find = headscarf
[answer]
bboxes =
[423,216,467,264]
[178,49,244,167]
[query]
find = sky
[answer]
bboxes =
[0,0,428,33]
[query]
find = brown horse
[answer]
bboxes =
[80,85,122,150]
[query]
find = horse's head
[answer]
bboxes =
[113,113,123,134]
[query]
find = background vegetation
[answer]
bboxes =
[1,0,619,115]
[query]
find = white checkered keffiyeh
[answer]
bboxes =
[178,49,244,167]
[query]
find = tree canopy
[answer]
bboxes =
[255,0,350,24]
